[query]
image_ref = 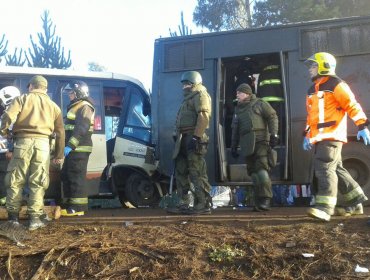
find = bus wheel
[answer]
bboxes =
[341,142,370,206]
[124,173,160,208]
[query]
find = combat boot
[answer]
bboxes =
[8,212,19,224]
[166,193,192,214]
[254,197,271,212]
[28,216,46,231]
[185,189,211,215]
[40,213,53,224]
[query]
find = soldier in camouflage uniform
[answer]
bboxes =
[231,83,279,211]
[168,71,212,215]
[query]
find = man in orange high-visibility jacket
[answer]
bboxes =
[303,52,370,222]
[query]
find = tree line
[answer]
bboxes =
[2,2,370,70]
[193,0,370,31]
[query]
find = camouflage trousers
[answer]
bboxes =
[5,138,50,217]
[175,135,211,204]
[245,142,272,198]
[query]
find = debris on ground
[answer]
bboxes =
[0,211,369,279]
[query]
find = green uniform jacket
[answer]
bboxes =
[231,94,278,157]
[174,84,212,138]
[0,89,65,159]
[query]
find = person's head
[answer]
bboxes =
[28,75,48,91]
[63,80,89,101]
[305,52,336,79]
[0,86,21,109]
[180,71,202,89]
[236,83,253,102]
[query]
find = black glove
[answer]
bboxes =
[187,135,200,152]
[269,134,279,148]
[231,147,239,158]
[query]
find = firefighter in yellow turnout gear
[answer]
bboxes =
[303,52,369,221]
[61,81,95,217]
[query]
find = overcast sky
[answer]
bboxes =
[0,0,205,90]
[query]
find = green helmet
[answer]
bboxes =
[181,71,202,85]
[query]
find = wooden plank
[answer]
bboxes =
[0,206,61,220]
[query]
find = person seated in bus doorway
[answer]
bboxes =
[0,75,65,230]
[0,86,21,206]
[60,81,95,217]
[303,52,369,222]
[231,83,279,211]
[167,70,213,215]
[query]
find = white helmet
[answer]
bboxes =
[0,86,21,108]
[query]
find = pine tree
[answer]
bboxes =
[169,11,192,37]
[26,10,71,69]
[0,34,8,64]
[6,48,26,66]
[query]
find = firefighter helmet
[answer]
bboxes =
[0,86,20,108]
[305,52,336,76]
[180,71,202,85]
[65,80,89,99]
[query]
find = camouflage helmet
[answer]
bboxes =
[65,80,89,99]
[181,71,202,85]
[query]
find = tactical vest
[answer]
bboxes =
[234,97,269,156]
[175,85,211,133]
[65,100,95,153]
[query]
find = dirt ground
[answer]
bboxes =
[0,207,369,280]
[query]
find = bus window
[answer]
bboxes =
[88,85,103,131]
[122,88,151,143]
[104,87,124,140]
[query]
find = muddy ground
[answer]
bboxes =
[0,207,369,280]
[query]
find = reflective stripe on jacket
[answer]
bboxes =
[258,64,284,100]
[306,76,368,144]
[65,99,95,152]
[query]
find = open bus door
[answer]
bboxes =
[216,58,228,182]
[218,52,289,184]
[279,51,289,180]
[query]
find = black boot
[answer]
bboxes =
[185,190,211,215]
[28,216,46,231]
[254,197,271,211]
[8,212,19,224]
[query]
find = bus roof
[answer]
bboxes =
[155,15,370,42]
[0,66,148,93]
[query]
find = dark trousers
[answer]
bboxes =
[61,152,90,211]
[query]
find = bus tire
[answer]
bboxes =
[340,142,370,206]
[124,173,160,208]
